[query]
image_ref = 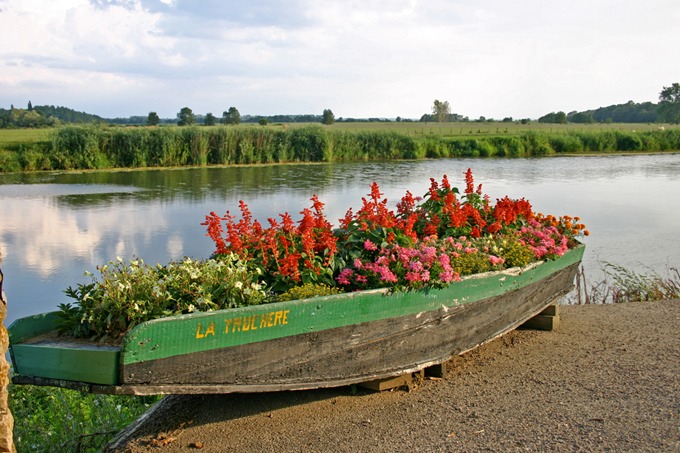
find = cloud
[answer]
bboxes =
[1,0,679,119]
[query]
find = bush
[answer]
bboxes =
[10,383,159,452]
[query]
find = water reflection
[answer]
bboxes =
[1,154,679,324]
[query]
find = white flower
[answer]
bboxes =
[234,281,243,289]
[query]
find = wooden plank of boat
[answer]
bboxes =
[9,245,584,395]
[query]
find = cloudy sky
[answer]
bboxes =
[1,0,678,120]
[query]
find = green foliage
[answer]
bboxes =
[146,112,160,126]
[177,107,195,126]
[51,126,106,169]
[322,109,335,125]
[538,111,567,124]
[203,112,217,126]
[432,99,451,122]
[2,124,680,173]
[222,107,241,125]
[10,383,159,452]
[548,134,584,153]
[58,254,267,340]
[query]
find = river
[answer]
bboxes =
[1,154,679,324]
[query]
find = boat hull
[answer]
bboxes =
[10,246,584,395]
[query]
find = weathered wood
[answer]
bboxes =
[425,363,447,379]
[360,371,423,392]
[521,304,560,331]
[120,261,579,390]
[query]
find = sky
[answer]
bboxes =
[1,0,679,120]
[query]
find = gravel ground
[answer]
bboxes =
[110,300,679,452]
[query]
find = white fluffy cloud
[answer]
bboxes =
[1,0,679,119]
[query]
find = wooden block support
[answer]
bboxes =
[360,370,424,392]
[521,304,560,331]
[425,362,447,379]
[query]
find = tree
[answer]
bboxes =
[204,112,216,126]
[538,111,567,124]
[147,111,160,126]
[27,100,33,111]
[658,82,680,124]
[322,109,335,125]
[177,107,195,126]
[222,107,241,125]
[432,99,451,122]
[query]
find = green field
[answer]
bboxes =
[1,121,674,144]
[290,121,674,136]
[0,128,52,146]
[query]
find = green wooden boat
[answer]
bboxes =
[9,245,584,395]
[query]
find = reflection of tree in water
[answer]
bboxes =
[48,164,344,208]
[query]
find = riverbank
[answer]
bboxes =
[109,299,679,452]
[2,124,679,173]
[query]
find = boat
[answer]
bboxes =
[9,244,584,396]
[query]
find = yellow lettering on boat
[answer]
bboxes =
[232,317,242,332]
[195,322,216,339]
[206,310,291,340]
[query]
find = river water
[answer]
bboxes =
[1,154,679,325]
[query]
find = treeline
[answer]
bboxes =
[1,125,679,173]
[0,104,105,128]
[540,101,662,124]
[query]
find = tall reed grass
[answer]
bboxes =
[571,263,680,304]
[1,125,679,172]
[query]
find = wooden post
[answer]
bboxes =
[0,253,16,453]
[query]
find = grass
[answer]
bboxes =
[280,121,676,136]
[0,122,675,145]
[9,383,160,452]
[0,128,52,146]
[571,263,680,304]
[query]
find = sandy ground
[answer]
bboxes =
[109,300,679,452]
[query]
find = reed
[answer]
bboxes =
[1,125,680,173]
[572,264,680,304]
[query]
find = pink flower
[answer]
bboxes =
[336,268,354,285]
[364,240,378,251]
[489,255,505,266]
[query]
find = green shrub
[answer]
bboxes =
[0,150,20,172]
[10,383,159,452]
[548,134,584,153]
